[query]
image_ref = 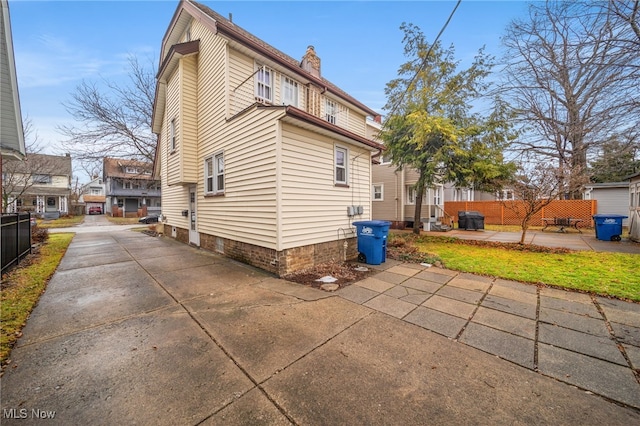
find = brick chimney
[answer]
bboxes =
[301,45,321,78]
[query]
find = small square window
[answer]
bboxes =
[373,184,383,201]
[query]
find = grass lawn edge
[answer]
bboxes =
[0,233,74,368]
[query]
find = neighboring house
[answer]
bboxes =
[104,158,161,217]
[371,159,448,230]
[370,119,500,229]
[1,0,26,213]
[3,153,72,219]
[583,181,630,226]
[627,172,640,242]
[79,176,106,214]
[151,0,382,276]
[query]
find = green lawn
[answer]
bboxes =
[389,233,640,302]
[36,215,84,228]
[1,233,74,365]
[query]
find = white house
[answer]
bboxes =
[151,0,382,275]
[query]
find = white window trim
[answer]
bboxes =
[205,151,225,195]
[255,64,273,103]
[281,75,299,107]
[378,154,391,165]
[215,152,225,193]
[334,145,348,186]
[373,184,384,201]
[406,186,416,205]
[325,98,337,125]
[433,185,443,205]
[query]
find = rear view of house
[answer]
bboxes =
[152,0,382,275]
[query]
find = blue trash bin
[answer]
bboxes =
[592,214,627,241]
[352,220,391,265]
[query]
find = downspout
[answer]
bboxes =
[394,170,399,222]
[400,167,405,224]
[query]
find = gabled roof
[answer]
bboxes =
[584,182,629,189]
[153,0,380,129]
[9,153,72,176]
[276,105,384,152]
[103,157,156,180]
[624,171,640,181]
[0,0,25,160]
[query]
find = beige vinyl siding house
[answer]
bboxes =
[152,0,382,275]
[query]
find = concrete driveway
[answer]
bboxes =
[1,229,639,424]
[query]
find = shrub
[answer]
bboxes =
[31,226,49,244]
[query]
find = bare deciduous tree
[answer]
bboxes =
[502,164,562,244]
[500,1,640,198]
[59,56,156,169]
[1,119,61,212]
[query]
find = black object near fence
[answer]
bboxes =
[458,211,485,231]
[1,212,32,274]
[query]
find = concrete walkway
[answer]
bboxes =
[1,229,639,424]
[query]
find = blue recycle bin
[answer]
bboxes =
[592,214,627,242]
[352,220,391,265]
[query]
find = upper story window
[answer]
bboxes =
[378,153,392,165]
[205,151,225,195]
[90,188,102,195]
[373,184,383,201]
[170,118,177,152]
[325,99,337,125]
[281,76,299,107]
[255,65,273,103]
[334,146,348,185]
[125,167,139,174]
[33,174,51,184]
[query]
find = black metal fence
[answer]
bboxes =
[1,212,32,275]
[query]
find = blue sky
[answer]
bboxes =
[9,0,529,182]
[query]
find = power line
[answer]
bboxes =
[383,0,463,125]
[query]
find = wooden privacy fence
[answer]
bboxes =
[443,200,597,228]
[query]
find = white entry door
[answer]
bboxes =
[189,186,200,246]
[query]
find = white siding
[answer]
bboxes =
[181,55,198,183]
[198,108,280,248]
[165,67,181,185]
[280,123,371,249]
[159,16,377,252]
[192,25,280,248]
